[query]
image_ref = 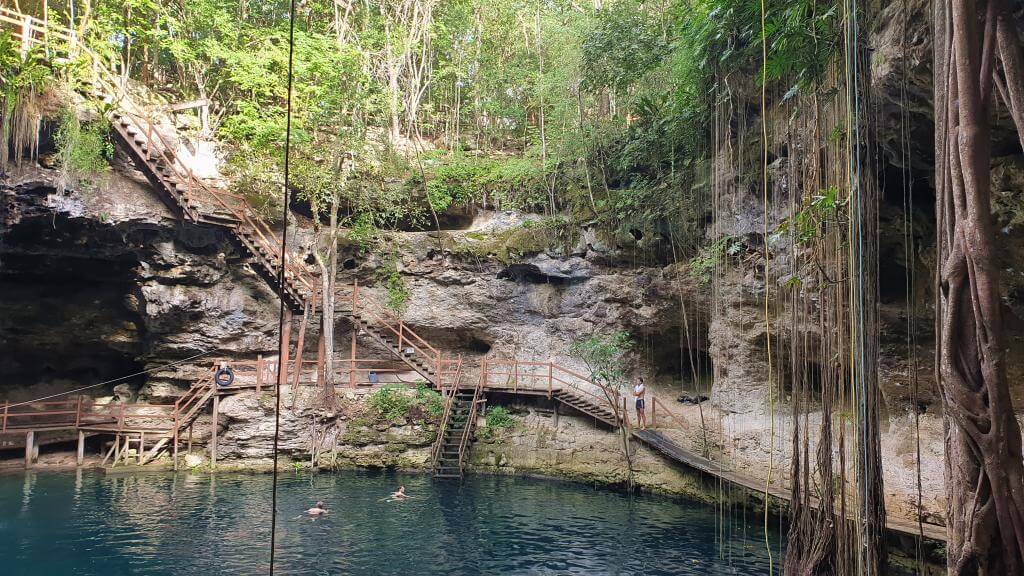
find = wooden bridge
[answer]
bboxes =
[0,6,945,545]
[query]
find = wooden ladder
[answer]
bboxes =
[432,365,483,479]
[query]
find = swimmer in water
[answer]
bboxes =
[389,486,406,501]
[306,501,328,516]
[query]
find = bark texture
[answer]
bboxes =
[934,1,1024,573]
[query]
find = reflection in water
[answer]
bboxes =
[0,469,782,575]
[20,471,34,514]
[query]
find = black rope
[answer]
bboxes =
[269,0,298,572]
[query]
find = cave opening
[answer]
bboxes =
[877,163,936,305]
[642,325,713,392]
[496,264,581,286]
[0,215,146,402]
[396,325,494,356]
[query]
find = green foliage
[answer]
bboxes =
[0,34,51,112]
[581,1,669,93]
[485,406,516,429]
[369,384,415,421]
[775,186,846,245]
[376,254,411,313]
[427,154,549,212]
[0,34,54,167]
[478,405,516,440]
[31,0,845,265]
[347,213,379,253]
[569,331,633,391]
[688,236,742,284]
[54,108,113,179]
[416,384,445,418]
[368,383,442,422]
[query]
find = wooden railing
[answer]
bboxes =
[1,396,178,434]
[344,282,441,372]
[478,360,687,430]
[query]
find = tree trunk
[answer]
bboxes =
[935,2,1024,573]
[322,195,339,403]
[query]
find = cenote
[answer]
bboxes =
[1,470,783,575]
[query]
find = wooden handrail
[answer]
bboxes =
[430,360,464,470]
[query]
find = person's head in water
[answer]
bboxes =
[316,501,324,509]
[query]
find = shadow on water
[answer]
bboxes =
[0,469,784,575]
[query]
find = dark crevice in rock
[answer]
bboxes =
[496,263,587,286]
[0,215,147,400]
[639,322,712,390]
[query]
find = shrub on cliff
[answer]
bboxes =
[368,383,443,423]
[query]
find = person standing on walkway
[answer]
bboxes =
[633,377,647,429]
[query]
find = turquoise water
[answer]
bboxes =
[0,469,783,575]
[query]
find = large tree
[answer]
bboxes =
[934,1,1024,573]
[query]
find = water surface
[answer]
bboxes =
[0,469,783,575]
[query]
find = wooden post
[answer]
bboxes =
[20,15,32,56]
[651,398,657,429]
[349,328,357,389]
[256,354,263,395]
[139,432,145,465]
[277,308,294,389]
[210,394,219,469]
[187,424,193,455]
[25,431,35,468]
[2,400,8,433]
[77,431,85,466]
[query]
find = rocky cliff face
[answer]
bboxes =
[1,164,282,402]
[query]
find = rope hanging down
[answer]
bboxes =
[269,0,299,573]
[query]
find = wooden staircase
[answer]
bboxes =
[90,372,220,467]
[2,7,318,314]
[139,376,219,464]
[108,111,316,313]
[431,369,482,479]
[551,388,618,426]
[337,283,463,387]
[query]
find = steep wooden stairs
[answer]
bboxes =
[2,7,317,314]
[431,375,483,478]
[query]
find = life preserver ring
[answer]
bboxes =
[214,366,235,387]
